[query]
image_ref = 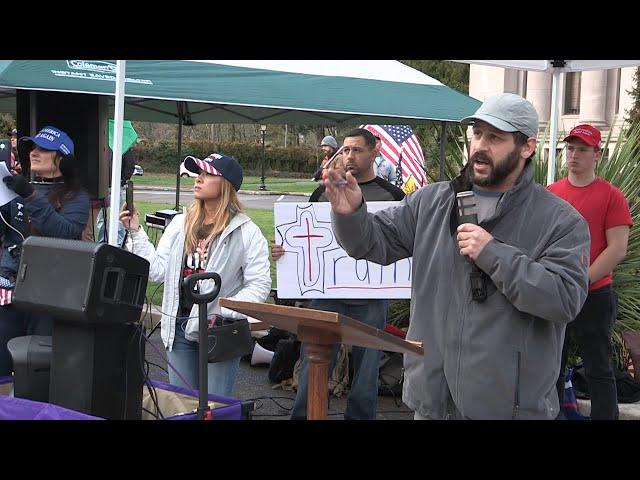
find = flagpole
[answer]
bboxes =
[107,60,127,247]
[439,121,446,181]
[546,68,561,185]
[396,145,404,187]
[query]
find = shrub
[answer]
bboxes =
[132,141,320,175]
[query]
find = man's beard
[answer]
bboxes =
[468,147,521,187]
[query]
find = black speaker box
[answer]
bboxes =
[12,236,151,419]
[13,236,149,325]
[49,322,145,420]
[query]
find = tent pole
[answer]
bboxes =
[175,101,183,211]
[546,69,561,185]
[439,121,446,181]
[107,60,127,247]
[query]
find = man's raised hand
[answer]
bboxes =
[322,168,362,215]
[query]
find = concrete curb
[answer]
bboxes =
[135,185,310,197]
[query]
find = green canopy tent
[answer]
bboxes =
[0,60,479,124]
[0,60,481,244]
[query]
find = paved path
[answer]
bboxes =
[144,329,414,420]
[135,188,308,210]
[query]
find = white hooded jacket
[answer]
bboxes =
[129,212,271,350]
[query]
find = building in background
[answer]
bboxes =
[468,65,636,163]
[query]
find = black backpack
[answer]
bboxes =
[268,337,301,383]
[256,327,290,352]
[572,366,640,403]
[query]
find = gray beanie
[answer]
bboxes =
[320,135,338,149]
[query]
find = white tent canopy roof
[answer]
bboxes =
[192,60,444,85]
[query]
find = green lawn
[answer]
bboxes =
[134,200,276,306]
[133,173,316,194]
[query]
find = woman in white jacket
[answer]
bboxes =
[120,153,271,397]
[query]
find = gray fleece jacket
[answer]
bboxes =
[331,164,590,419]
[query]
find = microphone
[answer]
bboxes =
[456,190,478,225]
[455,191,487,302]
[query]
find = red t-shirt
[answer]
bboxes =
[548,177,633,291]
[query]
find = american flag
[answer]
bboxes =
[0,286,13,306]
[362,124,426,190]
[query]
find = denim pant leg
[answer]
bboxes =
[291,299,344,420]
[167,321,241,397]
[573,286,619,420]
[290,299,388,420]
[167,324,199,391]
[96,187,126,245]
[207,356,241,397]
[0,305,27,376]
[116,186,126,246]
[344,300,388,420]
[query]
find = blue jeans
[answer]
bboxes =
[167,319,241,397]
[0,304,53,376]
[291,299,388,420]
[556,284,619,420]
[96,186,126,245]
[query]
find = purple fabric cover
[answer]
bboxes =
[0,376,101,420]
[0,376,244,420]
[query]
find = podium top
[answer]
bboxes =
[220,298,423,356]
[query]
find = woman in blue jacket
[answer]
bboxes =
[0,126,90,376]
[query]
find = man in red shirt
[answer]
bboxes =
[548,124,633,419]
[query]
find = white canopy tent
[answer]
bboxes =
[452,60,640,185]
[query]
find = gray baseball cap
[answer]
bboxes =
[461,93,538,138]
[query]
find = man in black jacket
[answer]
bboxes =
[273,128,405,419]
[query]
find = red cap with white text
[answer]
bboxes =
[563,124,601,148]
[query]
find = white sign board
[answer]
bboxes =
[274,202,412,299]
[0,163,18,207]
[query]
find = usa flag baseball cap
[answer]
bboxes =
[183,153,243,191]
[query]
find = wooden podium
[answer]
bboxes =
[220,298,424,420]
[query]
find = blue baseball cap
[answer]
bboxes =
[184,153,243,191]
[20,126,74,156]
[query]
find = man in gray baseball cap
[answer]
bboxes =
[460,93,539,191]
[323,91,590,419]
[462,92,539,139]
